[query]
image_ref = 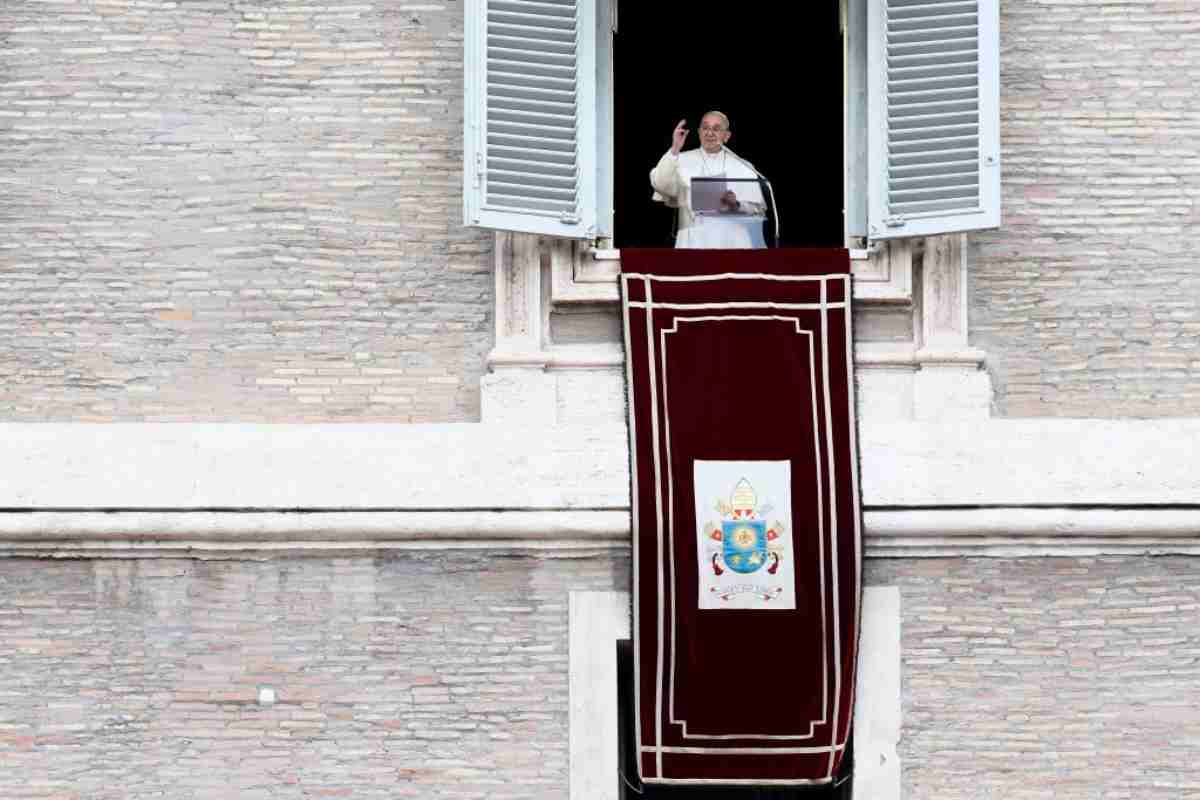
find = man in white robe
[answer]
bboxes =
[649,111,768,249]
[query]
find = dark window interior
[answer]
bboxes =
[613,2,845,249]
[617,640,853,799]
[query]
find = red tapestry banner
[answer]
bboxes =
[621,248,862,786]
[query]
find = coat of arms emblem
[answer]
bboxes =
[695,469,794,610]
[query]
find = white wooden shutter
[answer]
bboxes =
[867,0,1000,240]
[463,0,607,240]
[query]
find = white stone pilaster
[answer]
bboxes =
[482,231,557,424]
[853,587,902,800]
[914,233,991,420]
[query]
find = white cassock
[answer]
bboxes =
[649,147,767,249]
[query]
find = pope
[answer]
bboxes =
[649,110,767,249]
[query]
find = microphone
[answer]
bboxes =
[724,147,780,248]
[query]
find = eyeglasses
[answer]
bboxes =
[699,125,727,133]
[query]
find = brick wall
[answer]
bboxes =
[972,0,1200,417]
[0,553,627,800]
[1,554,1197,799]
[0,1,492,422]
[874,556,1200,799]
[8,0,1200,422]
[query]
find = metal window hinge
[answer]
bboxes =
[884,215,907,228]
[472,153,483,189]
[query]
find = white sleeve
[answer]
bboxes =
[650,150,685,204]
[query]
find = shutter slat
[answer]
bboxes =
[490,148,576,166]
[491,36,576,55]
[888,0,974,9]
[488,119,577,139]
[886,39,976,57]
[887,87,978,105]
[890,182,979,199]
[489,10,575,29]
[487,82,576,102]
[492,0,576,12]
[489,72,576,93]
[889,13,977,32]
[489,168,579,188]
[890,148,978,167]
[890,158,978,175]
[487,133,577,152]
[889,72,979,90]
[491,156,577,175]
[888,123,978,141]
[889,111,979,129]
[891,170,979,188]
[489,22,575,38]
[889,98,979,117]
[488,48,577,69]
[890,134,979,154]
[487,195,575,214]
[890,2,978,17]
[489,108,578,126]
[889,61,978,80]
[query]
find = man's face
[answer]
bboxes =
[699,115,730,153]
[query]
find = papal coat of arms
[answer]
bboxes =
[693,461,795,610]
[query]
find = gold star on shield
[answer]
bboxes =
[748,552,763,566]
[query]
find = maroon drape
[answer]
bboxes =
[621,249,862,785]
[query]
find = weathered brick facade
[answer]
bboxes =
[0,1,492,422]
[3,2,1200,798]
[4,0,1200,420]
[1,555,1196,799]
[972,0,1200,417]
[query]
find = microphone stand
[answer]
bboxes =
[725,147,780,248]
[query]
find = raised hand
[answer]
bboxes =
[671,119,688,155]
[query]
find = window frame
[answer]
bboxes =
[465,0,1001,248]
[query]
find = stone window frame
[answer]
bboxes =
[485,231,992,426]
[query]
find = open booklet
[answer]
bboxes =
[690,177,765,217]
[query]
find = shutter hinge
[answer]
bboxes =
[560,213,580,225]
[472,153,483,188]
[884,215,906,228]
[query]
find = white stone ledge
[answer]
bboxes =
[862,418,1200,506]
[4,419,1200,509]
[2,420,1199,557]
[0,423,631,510]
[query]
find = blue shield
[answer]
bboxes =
[721,520,767,574]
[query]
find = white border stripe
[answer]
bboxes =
[627,301,847,310]
[842,274,864,779]
[620,275,645,780]
[643,744,845,755]
[661,316,828,741]
[644,277,665,778]
[644,777,835,787]
[623,272,841,283]
[821,278,843,781]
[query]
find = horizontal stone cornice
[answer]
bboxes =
[3,507,1199,559]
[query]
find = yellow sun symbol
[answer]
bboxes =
[732,527,757,549]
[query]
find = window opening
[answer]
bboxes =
[612,3,845,249]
